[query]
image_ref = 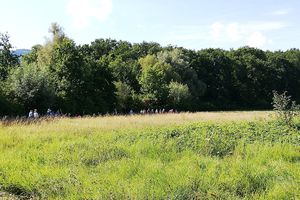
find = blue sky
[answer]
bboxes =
[1,0,299,50]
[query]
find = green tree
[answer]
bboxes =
[132,42,162,59]
[158,49,206,101]
[114,81,133,112]
[231,47,269,108]
[88,38,118,59]
[272,91,300,125]
[168,81,191,109]
[48,22,65,43]
[49,37,87,113]
[0,32,19,80]
[138,55,171,107]
[22,44,42,64]
[37,23,116,114]
[5,63,55,112]
[82,55,116,114]
[36,23,66,69]
[196,49,234,108]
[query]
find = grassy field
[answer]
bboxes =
[0,111,299,199]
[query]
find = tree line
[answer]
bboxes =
[1,23,300,116]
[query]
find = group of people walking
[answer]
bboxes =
[27,108,177,119]
[139,108,177,114]
[113,108,178,115]
[28,109,39,118]
[28,108,61,118]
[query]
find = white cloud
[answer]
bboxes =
[226,23,241,42]
[244,21,287,31]
[208,21,287,48]
[247,31,267,47]
[166,25,208,42]
[71,17,90,29]
[270,9,289,16]
[165,20,286,49]
[168,33,205,41]
[210,22,224,40]
[66,0,113,29]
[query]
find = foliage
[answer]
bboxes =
[83,56,116,114]
[139,55,171,106]
[5,63,55,112]
[1,23,300,116]
[22,44,42,64]
[114,81,133,111]
[168,81,191,109]
[272,91,300,125]
[0,33,19,80]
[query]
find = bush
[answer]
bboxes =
[272,91,300,125]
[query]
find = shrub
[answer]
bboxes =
[272,91,300,125]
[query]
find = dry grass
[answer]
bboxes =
[66,111,272,130]
[1,111,272,134]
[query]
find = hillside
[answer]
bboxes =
[13,49,30,56]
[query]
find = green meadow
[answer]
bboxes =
[0,112,299,199]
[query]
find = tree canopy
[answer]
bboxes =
[1,24,300,116]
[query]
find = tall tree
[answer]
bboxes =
[158,49,206,100]
[168,81,191,109]
[231,47,269,108]
[139,55,171,107]
[22,45,42,64]
[196,49,234,108]
[5,63,55,112]
[0,32,19,80]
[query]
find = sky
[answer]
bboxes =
[1,0,299,50]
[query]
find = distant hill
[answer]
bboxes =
[13,49,31,56]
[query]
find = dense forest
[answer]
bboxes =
[1,23,300,116]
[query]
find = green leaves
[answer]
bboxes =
[2,24,300,116]
[272,91,300,125]
[168,81,191,109]
[138,55,170,106]
[114,81,133,111]
[5,63,55,111]
[0,33,19,80]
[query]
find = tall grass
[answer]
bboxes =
[0,112,299,199]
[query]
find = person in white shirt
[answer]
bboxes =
[33,109,39,118]
[28,110,34,118]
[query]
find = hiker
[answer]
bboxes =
[47,108,52,116]
[28,110,34,118]
[55,110,60,117]
[114,108,118,115]
[33,109,39,118]
[129,109,134,115]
